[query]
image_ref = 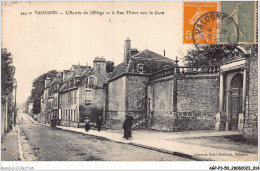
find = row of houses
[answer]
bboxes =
[36,38,258,139]
[37,57,109,128]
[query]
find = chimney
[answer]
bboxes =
[93,56,106,76]
[45,76,51,88]
[163,49,166,56]
[124,38,131,62]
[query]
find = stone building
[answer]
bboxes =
[40,58,109,128]
[104,38,176,129]
[59,57,109,127]
[104,39,258,139]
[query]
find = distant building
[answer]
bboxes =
[28,102,33,115]
[59,57,109,127]
[40,58,110,128]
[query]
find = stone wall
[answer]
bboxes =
[105,76,126,129]
[126,75,148,117]
[244,54,258,139]
[175,75,219,131]
[147,75,219,131]
[148,78,174,131]
[108,76,126,111]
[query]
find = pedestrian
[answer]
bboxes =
[85,119,91,132]
[123,115,133,140]
[96,116,102,132]
[51,116,57,130]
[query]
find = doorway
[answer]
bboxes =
[230,74,243,130]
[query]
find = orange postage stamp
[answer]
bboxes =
[183,2,218,44]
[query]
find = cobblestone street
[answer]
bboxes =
[16,113,191,161]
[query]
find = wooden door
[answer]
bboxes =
[230,74,243,130]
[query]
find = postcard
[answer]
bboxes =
[1,1,259,170]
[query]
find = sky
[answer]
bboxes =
[2,1,193,104]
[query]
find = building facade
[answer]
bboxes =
[44,57,110,128]
[104,39,258,139]
[104,39,176,129]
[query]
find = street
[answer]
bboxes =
[16,113,191,161]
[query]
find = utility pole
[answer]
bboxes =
[13,80,17,127]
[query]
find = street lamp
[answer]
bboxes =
[13,79,17,127]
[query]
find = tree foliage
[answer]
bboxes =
[1,48,15,99]
[184,44,237,67]
[106,61,115,73]
[30,70,58,114]
[79,104,102,122]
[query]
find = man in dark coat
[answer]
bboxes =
[85,119,91,132]
[96,116,102,132]
[51,116,57,130]
[123,115,133,139]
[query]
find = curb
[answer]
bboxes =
[17,125,25,161]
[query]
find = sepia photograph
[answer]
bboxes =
[1,1,259,170]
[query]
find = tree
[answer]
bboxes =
[1,48,15,100]
[106,61,115,73]
[79,104,102,123]
[184,44,237,67]
[30,70,58,114]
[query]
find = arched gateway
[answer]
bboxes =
[218,46,250,131]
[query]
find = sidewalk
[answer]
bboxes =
[27,114,258,161]
[1,127,20,161]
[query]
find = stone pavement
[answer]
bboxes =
[26,114,258,161]
[1,127,20,161]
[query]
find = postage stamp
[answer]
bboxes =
[184,1,257,45]
[183,2,218,44]
[220,1,257,44]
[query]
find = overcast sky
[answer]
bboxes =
[2,1,193,104]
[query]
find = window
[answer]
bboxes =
[73,90,77,104]
[85,89,92,104]
[89,77,94,86]
[70,109,72,121]
[74,109,76,121]
[137,63,144,73]
[53,97,57,108]
[68,91,72,104]
[94,77,97,86]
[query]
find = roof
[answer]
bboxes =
[109,49,175,81]
[59,68,93,93]
[130,49,173,61]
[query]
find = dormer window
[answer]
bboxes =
[163,65,170,70]
[88,76,97,88]
[137,63,144,73]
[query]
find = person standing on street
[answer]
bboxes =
[123,115,133,140]
[51,116,57,130]
[85,119,91,132]
[96,116,102,132]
